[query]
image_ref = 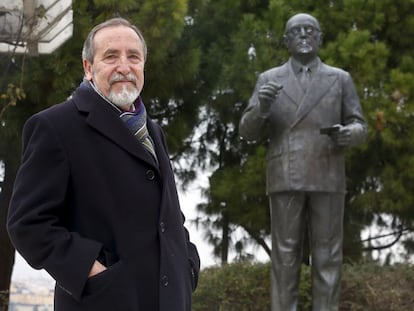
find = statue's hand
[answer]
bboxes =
[258,82,283,114]
[330,124,352,147]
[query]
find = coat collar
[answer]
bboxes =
[71,82,160,170]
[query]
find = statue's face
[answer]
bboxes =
[284,14,322,63]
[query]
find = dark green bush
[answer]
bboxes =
[340,264,414,311]
[193,261,414,311]
[192,262,271,311]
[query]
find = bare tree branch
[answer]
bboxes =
[362,226,413,252]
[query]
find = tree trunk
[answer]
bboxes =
[221,210,229,264]
[0,140,20,311]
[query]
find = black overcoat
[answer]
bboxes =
[7,83,200,311]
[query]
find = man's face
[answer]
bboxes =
[284,15,322,62]
[83,25,145,109]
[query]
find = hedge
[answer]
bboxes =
[192,261,414,311]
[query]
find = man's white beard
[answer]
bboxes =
[108,85,140,109]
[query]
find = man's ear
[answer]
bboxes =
[83,59,93,81]
[318,32,323,47]
[283,34,289,48]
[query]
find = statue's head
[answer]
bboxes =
[283,13,323,64]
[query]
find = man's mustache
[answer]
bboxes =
[109,73,137,84]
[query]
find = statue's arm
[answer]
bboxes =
[341,72,368,147]
[239,73,281,142]
[239,93,268,142]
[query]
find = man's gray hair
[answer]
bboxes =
[82,17,148,63]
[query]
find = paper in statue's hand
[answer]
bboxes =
[320,125,340,136]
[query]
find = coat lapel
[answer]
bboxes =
[147,119,170,174]
[72,84,159,170]
[291,63,338,128]
[276,63,302,107]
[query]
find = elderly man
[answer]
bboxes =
[239,13,366,311]
[8,17,200,311]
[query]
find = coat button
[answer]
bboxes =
[160,222,166,233]
[146,170,155,180]
[161,275,169,287]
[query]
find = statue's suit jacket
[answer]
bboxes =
[239,58,366,194]
[7,83,200,311]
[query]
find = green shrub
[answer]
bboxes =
[192,262,271,311]
[193,261,414,311]
[340,263,414,311]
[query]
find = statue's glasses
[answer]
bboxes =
[287,25,319,36]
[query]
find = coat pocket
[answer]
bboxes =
[55,260,139,311]
[83,260,122,298]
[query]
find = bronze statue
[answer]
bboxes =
[239,13,367,311]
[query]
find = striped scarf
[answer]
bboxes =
[119,103,158,163]
[82,79,158,163]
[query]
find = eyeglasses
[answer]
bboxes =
[287,25,319,36]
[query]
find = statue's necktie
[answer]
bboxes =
[120,111,158,164]
[299,67,311,91]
